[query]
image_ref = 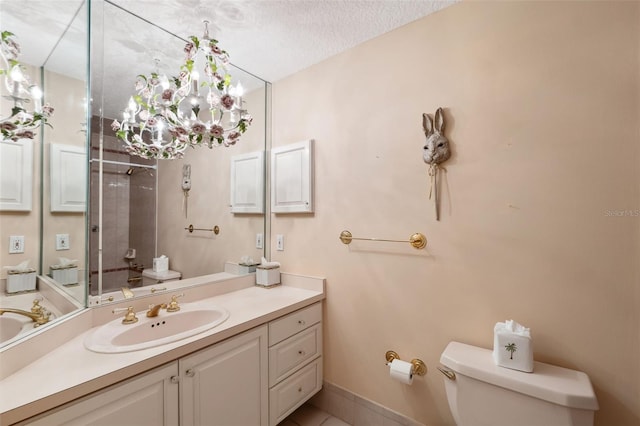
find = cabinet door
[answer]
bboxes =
[180,325,268,426]
[23,362,179,426]
[271,140,314,213]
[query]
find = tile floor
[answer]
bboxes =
[281,403,350,426]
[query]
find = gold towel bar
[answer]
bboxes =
[339,230,427,249]
[185,224,220,235]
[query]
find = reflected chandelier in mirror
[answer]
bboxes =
[112,21,252,160]
[0,31,54,141]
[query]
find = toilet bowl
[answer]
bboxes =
[439,342,598,426]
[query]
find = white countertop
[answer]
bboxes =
[0,274,324,425]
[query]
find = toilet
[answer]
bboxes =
[439,342,599,426]
[141,269,181,286]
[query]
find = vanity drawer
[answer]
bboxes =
[269,323,322,386]
[269,302,321,346]
[269,357,322,426]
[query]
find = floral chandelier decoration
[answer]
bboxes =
[0,31,54,142]
[112,21,252,160]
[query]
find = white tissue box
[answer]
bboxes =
[153,256,169,273]
[493,320,534,372]
[238,263,258,274]
[6,269,37,293]
[256,265,280,287]
[50,265,78,286]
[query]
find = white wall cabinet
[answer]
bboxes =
[50,143,86,212]
[230,150,265,214]
[24,305,322,426]
[271,140,314,213]
[0,139,33,211]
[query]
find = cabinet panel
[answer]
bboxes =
[23,362,179,426]
[269,357,322,426]
[269,323,322,386]
[271,139,314,213]
[180,325,268,426]
[0,139,33,211]
[269,302,322,346]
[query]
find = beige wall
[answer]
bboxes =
[157,86,267,278]
[42,70,87,277]
[0,64,42,280]
[0,69,85,282]
[272,2,639,425]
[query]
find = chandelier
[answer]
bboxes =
[0,31,54,141]
[112,21,252,160]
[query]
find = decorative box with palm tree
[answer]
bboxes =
[493,320,534,372]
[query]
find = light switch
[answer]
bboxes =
[276,234,284,251]
[56,234,70,250]
[9,236,24,254]
[256,233,263,249]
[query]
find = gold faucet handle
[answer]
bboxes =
[34,310,51,327]
[113,306,139,324]
[31,298,44,315]
[166,293,184,312]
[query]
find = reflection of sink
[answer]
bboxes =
[0,316,26,344]
[84,303,229,353]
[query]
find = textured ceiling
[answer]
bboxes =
[1,0,455,118]
[1,0,455,82]
[106,0,456,82]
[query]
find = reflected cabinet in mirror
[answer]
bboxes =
[88,1,268,301]
[0,0,89,348]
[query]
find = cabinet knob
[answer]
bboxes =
[170,376,180,384]
[185,369,196,377]
[297,320,305,326]
[298,350,306,356]
[298,387,303,393]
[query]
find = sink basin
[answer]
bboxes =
[0,316,25,344]
[84,303,229,353]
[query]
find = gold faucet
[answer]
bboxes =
[127,277,142,284]
[0,308,51,327]
[112,306,138,324]
[166,294,184,312]
[121,287,134,299]
[146,303,167,317]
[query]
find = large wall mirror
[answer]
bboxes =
[89,0,268,301]
[0,0,89,348]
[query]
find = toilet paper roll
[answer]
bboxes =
[389,359,413,385]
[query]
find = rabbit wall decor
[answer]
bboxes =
[422,107,451,220]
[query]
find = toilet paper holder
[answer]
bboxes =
[385,350,427,376]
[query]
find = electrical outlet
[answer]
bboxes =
[276,234,284,251]
[56,234,70,250]
[9,236,24,254]
[256,233,263,249]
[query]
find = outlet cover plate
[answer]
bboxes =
[9,236,24,254]
[56,234,70,250]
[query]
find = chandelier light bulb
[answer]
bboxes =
[9,65,23,82]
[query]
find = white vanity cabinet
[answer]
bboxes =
[22,326,268,426]
[268,302,323,426]
[180,324,268,426]
[22,362,180,425]
[18,302,323,426]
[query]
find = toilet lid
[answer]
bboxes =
[440,342,599,411]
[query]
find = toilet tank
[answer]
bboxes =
[439,342,598,426]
